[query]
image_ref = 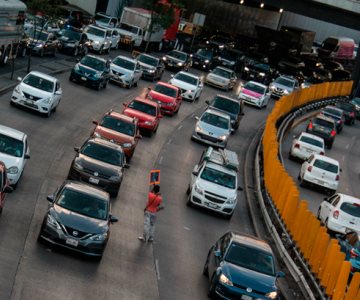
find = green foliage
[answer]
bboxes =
[26,0,64,18]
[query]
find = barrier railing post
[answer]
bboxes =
[344,272,360,300]
[332,261,351,300]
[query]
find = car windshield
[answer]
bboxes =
[201,112,229,129]
[254,63,270,71]
[31,30,49,41]
[112,57,135,70]
[336,103,353,112]
[200,166,235,189]
[168,50,187,60]
[81,141,123,166]
[275,77,294,88]
[340,202,360,217]
[352,98,360,105]
[128,100,156,116]
[154,84,177,98]
[300,136,323,148]
[225,242,276,276]
[212,68,232,79]
[58,29,80,41]
[138,54,158,67]
[244,82,265,94]
[174,73,198,86]
[94,14,111,24]
[23,74,54,92]
[212,96,240,114]
[80,56,105,71]
[119,23,138,34]
[220,51,237,61]
[197,49,213,58]
[56,187,108,220]
[100,115,135,136]
[313,159,338,173]
[84,26,105,38]
[0,133,24,158]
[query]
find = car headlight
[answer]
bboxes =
[226,195,237,204]
[73,161,84,171]
[194,183,203,195]
[219,273,233,286]
[109,175,121,182]
[195,124,202,133]
[167,102,174,106]
[94,72,102,79]
[47,214,61,230]
[93,132,102,138]
[219,135,228,141]
[7,166,19,174]
[244,66,249,71]
[90,233,108,241]
[265,291,278,299]
[43,97,53,104]
[14,85,21,94]
[148,69,155,73]
[123,142,132,148]
[259,72,265,76]
[162,56,167,61]
[269,85,275,91]
[144,121,153,125]
[188,89,195,93]
[35,43,43,48]
[283,90,289,95]
[177,62,183,66]
[204,59,209,63]
[74,64,80,71]
[93,41,100,45]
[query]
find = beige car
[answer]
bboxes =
[205,66,237,91]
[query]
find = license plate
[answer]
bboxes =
[207,202,218,209]
[89,177,99,184]
[241,295,252,300]
[81,76,87,81]
[66,238,78,247]
[317,179,325,185]
[168,63,173,67]
[194,61,199,65]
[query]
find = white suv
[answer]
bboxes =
[11,71,62,117]
[186,147,240,219]
[0,125,30,187]
[168,71,203,102]
[83,25,112,54]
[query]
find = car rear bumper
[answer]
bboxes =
[303,172,338,190]
[326,218,359,234]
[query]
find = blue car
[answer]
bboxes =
[337,231,360,276]
[203,231,284,299]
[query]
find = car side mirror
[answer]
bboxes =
[74,147,80,152]
[55,90,62,95]
[92,120,99,125]
[277,271,285,278]
[170,74,174,78]
[214,250,222,257]
[205,100,210,105]
[192,170,198,176]
[24,154,30,159]
[17,77,22,82]
[47,195,55,202]
[4,186,13,193]
[195,116,199,120]
[110,215,118,223]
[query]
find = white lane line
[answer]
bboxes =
[155,259,160,280]
[184,226,191,231]
[345,144,350,149]
[342,155,345,161]
[178,125,183,130]
[190,113,195,117]
[158,156,163,165]
[167,138,172,144]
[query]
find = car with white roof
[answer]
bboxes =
[289,132,325,161]
[0,125,30,187]
[238,81,270,108]
[205,66,237,91]
[168,71,203,102]
[110,55,143,88]
[298,154,340,194]
[83,24,112,54]
[318,193,360,234]
[11,71,62,117]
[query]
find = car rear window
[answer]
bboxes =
[101,115,135,136]
[313,159,338,173]
[340,202,360,218]
[323,108,342,117]
[300,136,323,148]
[212,96,240,114]
[128,100,156,116]
[313,118,334,128]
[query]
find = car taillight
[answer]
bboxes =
[331,130,336,137]
[350,248,359,259]
[320,151,325,155]
[333,210,339,219]
[336,175,340,181]
[308,121,313,130]
[307,166,312,172]
[350,112,355,117]
[295,143,300,149]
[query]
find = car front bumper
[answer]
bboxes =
[239,95,262,108]
[191,131,227,148]
[70,70,103,87]
[11,91,52,115]
[206,78,229,90]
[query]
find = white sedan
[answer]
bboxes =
[110,55,143,88]
[289,132,325,161]
[317,193,360,234]
[10,71,62,117]
[168,71,203,102]
[298,154,340,194]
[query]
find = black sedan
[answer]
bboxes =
[27,30,58,57]
[57,27,89,56]
[320,105,345,133]
[191,48,215,71]
[162,50,192,71]
[335,101,356,125]
[38,180,118,258]
[242,61,275,84]
[136,53,165,81]
[203,231,284,299]
[68,138,129,197]
[69,55,111,90]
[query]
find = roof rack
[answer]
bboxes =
[203,147,239,171]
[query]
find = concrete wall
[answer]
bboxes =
[66,0,97,15]
[313,0,360,13]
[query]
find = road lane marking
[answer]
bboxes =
[167,138,172,144]
[177,125,183,130]
[342,155,345,161]
[158,156,163,164]
[345,144,350,149]
[184,227,191,231]
[155,259,160,280]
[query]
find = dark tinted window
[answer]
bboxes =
[128,100,156,116]
[340,202,360,217]
[323,108,342,117]
[80,56,105,71]
[0,134,24,158]
[100,115,135,136]
[81,141,123,166]
[168,50,187,61]
[212,96,240,114]
[313,159,338,173]
[313,118,334,128]
[300,136,323,148]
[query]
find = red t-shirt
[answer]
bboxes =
[146,192,162,213]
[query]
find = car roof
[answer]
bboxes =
[106,111,136,123]
[64,180,110,201]
[299,132,324,143]
[177,71,200,79]
[203,108,231,119]
[214,66,233,72]
[314,114,336,124]
[156,81,179,90]
[0,124,26,141]
[27,71,57,82]
[214,94,240,104]
[113,55,136,63]
[312,154,339,165]
[132,96,158,107]
[230,231,273,253]
[84,54,107,63]
[138,53,159,60]
[246,80,267,89]
[337,193,360,204]
[86,137,124,152]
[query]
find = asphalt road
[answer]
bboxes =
[0,52,276,300]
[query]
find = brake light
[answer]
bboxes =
[333,210,339,219]
[307,166,312,172]
[336,175,340,181]
[331,130,336,137]
[350,248,359,259]
[320,151,325,155]
[350,112,355,117]
[295,143,300,149]
[308,121,313,130]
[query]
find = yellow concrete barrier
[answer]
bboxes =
[319,239,339,286]
[344,272,360,300]
[326,251,345,297]
[308,227,328,274]
[302,215,320,260]
[332,261,351,300]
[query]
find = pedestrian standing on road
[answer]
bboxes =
[139,185,163,243]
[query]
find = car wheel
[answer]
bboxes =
[186,195,193,207]
[96,82,102,90]
[127,81,133,89]
[208,274,217,298]
[52,47,57,57]
[316,207,322,221]
[324,218,329,229]
[134,80,138,87]
[299,176,306,187]
[103,79,108,89]
[288,152,293,160]
[202,255,210,277]
[74,47,79,56]
[0,207,2,214]
[40,48,45,57]
[107,45,111,54]
[45,109,51,118]
[186,184,191,195]
[327,142,333,149]
[224,212,233,220]
[99,46,103,55]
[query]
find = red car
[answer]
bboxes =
[123,97,162,136]
[0,161,13,214]
[91,111,142,161]
[146,82,182,115]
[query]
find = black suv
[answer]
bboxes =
[205,95,244,130]
[306,114,337,149]
[191,48,215,71]
[320,105,345,133]
[335,101,356,125]
[57,27,89,56]
[68,138,129,197]
[213,49,243,71]
[69,55,111,90]
[162,50,192,71]
[136,53,165,81]
[242,61,275,84]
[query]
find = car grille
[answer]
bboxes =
[63,226,91,239]
[232,282,267,296]
[83,167,110,180]
[204,194,225,204]
[112,70,124,76]
[23,92,41,101]
[179,88,187,94]
[197,133,219,143]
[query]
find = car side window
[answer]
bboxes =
[331,195,341,206]
[0,170,4,191]
[221,234,231,254]
[56,82,60,91]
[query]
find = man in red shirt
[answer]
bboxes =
[139,185,163,243]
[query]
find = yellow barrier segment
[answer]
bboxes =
[309,227,328,273]
[319,240,339,288]
[297,210,312,253]
[344,272,360,300]
[276,177,293,213]
[332,261,351,300]
[326,251,346,297]
[282,191,299,232]
[272,168,288,201]
[291,200,308,242]
[302,215,320,261]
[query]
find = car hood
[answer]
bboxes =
[0,153,22,169]
[221,262,277,294]
[110,64,133,76]
[241,88,263,99]
[148,90,176,103]
[169,79,196,90]
[165,55,184,63]
[207,73,230,83]
[86,33,104,43]
[272,83,293,92]
[197,120,230,137]
[58,36,78,44]
[78,63,100,76]
[94,126,133,144]
[138,62,156,71]
[197,177,236,197]
[123,108,156,122]
[19,82,53,98]
[75,154,122,177]
[51,206,108,234]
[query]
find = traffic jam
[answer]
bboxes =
[0,0,359,299]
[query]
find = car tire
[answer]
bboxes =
[288,152,293,160]
[202,256,209,277]
[208,274,217,298]
[103,79,108,89]
[134,80,138,87]
[45,109,51,118]
[299,176,306,187]
[327,142,333,149]
[96,82,102,91]
[316,208,322,221]
[99,46,103,55]
[186,195,193,207]
[186,185,191,195]
[74,47,79,56]
[127,81,133,89]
